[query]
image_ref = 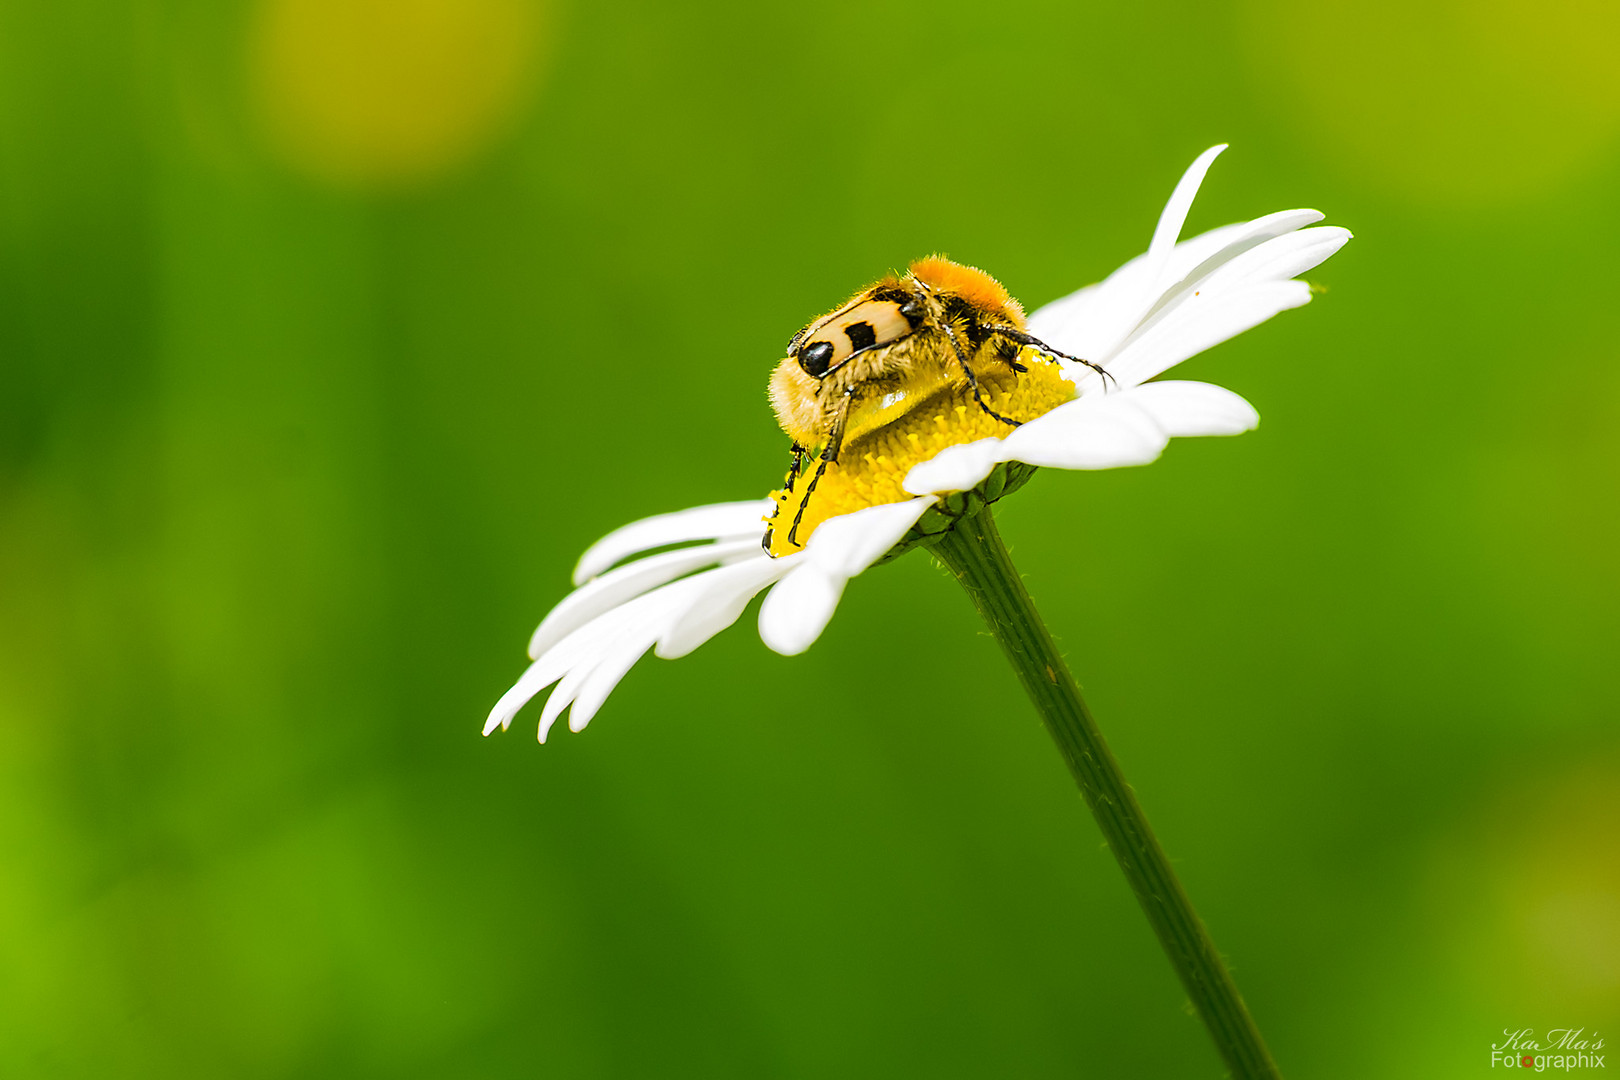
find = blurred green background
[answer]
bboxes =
[2,0,1616,1076]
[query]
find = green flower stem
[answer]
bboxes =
[932,509,1282,1080]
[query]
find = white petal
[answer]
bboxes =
[1100,217,1342,388]
[1079,145,1228,363]
[516,594,673,738]
[539,664,592,742]
[1023,217,1246,365]
[758,566,846,657]
[1147,144,1228,274]
[1024,281,1104,357]
[903,438,1007,496]
[1129,214,1333,340]
[566,641,656,734]
[486,644,577,734]
[1125,381,1259,436]
[655,556,791,659]
[803,497,935,576]
[531,538,759,659]
[491,554,787,737]
[572,499,773,585]
[1216,225,1350,291]
[900,382,1259,501]
[1165,210,1324,278]
[756,497,935,655]
[1000,393,1170,470]
[1108,280,1312,388]
[1037,212,1333,396]
[531,569,719,738]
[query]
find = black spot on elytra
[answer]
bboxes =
[870,287,926,330]
[844,321,876,352]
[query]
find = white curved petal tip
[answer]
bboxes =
[756,498,933,656]
[1150,145,1229,261]
[1128,381,1260,437]
[485,689,527,735]
[572,499,773,586]
[532,539,758,660]
[758,567,845,656]
[539,702,569,743]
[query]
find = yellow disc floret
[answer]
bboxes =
[766,359,1076,557]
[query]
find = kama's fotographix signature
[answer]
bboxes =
[1491,1029,1607,1071]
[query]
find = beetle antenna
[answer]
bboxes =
[992,327,1117,392]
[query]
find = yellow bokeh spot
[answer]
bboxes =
[765,361,1076,557]
[250,0,546,190]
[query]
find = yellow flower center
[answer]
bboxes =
[765,360,1077,556]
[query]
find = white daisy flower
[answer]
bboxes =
[487,145,1350,741]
